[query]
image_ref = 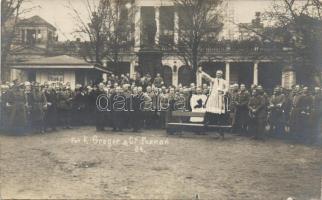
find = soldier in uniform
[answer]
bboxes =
[24,82,33,131]
[312,87,322,134]
[153,73,163,88]
[229,84,239,132]
[57,84,73,129]
[31,82,47,133]
[235,84,250,134]
[159,88,169,129]
[94,83,107,131]
[73,84,86,126]
[120,74,129,85]
[86,85,96,126]
[143,86,153,128]
[183,87,192,112]
[290,86,303,134]
[131,87,144,132]
[44,83,58,131]
[8,83,28,134]
[248,88,267,140]
[268,87,287,135]
[151,86,160,128]
[111,86,126,131]
[122,84,131,129]
[292,87,314,136]
[0,84,10,130]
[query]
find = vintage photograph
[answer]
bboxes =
[0,0,322,199]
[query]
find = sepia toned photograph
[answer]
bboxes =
[0,0,322,199]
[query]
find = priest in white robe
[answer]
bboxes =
[199,69,228,114]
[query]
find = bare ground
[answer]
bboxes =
[0,127,321,200]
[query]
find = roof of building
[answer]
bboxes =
[10,55,111,73]
[17,15,56,31]
[12,55,90,65]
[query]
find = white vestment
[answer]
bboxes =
[190,94,207,122]
[205,78,228,114]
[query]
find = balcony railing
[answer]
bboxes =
[15,39,291,57]
[159,40,290,54]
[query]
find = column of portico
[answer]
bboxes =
[172,61,179,87]
[173,69,178,87]
[155,6,160,45]
[130,60,136,79]
[24,29,28,43]
[225,62,230,85]
[253,61,259,85]
[174,10,179,45]
[196,66,202,87]
[134,7,141,51]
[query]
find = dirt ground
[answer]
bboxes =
[0,127,321,200]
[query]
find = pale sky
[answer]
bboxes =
[20,0,274,41]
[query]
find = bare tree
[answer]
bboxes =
[1,0,24,82]
[70,0,133,70]
[239,0,322,85]
[173,0,223,82]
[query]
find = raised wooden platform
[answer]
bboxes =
[166,111,232,134]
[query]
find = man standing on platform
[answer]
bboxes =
[198,68,228,125]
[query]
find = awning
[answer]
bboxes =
[10,55,112,73]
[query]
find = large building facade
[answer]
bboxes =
[7,0,297,90]
[107,0,296,90]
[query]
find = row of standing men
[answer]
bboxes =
[0,80,321,138]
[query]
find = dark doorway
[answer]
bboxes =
[108,62,130,76]
[28,70,36,82]
[163,65,172,86]
[178,65,192,86]
[76,70,85,86]
[230,62,253,87]
[259,62,282,91]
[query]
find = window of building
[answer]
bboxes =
[48,71,64,82]
[160,6,174,46]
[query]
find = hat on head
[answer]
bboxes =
[24,81,31,86]
[216,70,223,74]
[18,82,25,88]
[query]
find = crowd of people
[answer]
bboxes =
[0,72,321,141]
